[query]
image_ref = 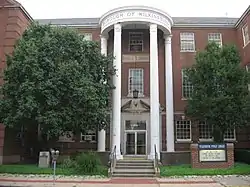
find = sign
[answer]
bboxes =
[101,10,171,31]
[198,143,227,162]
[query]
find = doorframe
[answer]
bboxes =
[124,130,147,156]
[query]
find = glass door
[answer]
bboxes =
[125,131,146,155]
[125,132,135,155]
[136,132,146,155]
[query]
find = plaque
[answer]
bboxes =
[198,143,227,162]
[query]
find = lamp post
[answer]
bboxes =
[51,149,60,185]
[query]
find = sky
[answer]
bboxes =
[17,0,250,19]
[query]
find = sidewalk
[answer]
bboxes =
[0,174,249,186]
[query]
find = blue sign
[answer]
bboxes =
[198,143,226,150]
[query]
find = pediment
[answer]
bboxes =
[121,98,165,113]
[121,99,150,113]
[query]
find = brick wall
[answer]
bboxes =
[190,143,234,169]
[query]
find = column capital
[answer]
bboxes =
[114,23,122,32]
[164,34,172,44]
[149,24,157,33]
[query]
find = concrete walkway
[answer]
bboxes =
[0,175,250,187]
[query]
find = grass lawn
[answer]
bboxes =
[160,163,250,176]
[0,164,74,175]
[0,164,108,176]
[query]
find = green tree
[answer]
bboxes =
[185,42,250,142]
[0,23,114,141]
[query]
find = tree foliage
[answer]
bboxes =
[185,42,250,142]
[0,23,114,139]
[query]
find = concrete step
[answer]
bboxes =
[112,173,155,178]
[116,162,154,167]
[117,159,153,163]
[115,165,154,169]
[113,168,155,174]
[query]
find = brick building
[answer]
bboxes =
[0,0,250,164]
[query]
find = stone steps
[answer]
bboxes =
[112,159,155,178]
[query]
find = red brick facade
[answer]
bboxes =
[0,2,250,163]
[190,143,234,169]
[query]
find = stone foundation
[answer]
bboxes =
[160,151,191,165]
[191,143,234,168]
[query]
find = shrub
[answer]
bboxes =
[74,152,104,175]
[61,158,77,169]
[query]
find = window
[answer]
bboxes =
[198,122,236,141]
[224,128,236,141]
[242,24,249,46]
[182,69,193,99]
[58,131,74,142]
[180,32,195,52]
[129,32,143,52]
[199,122,213,141]
[81,131,96,142]
[245,64,250,91]
[83,33,92,41]
[208,33,222,47]
[128,68,144,96]
[176,120,191,141]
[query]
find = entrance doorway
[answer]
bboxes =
[124,120,147,155]
[125,131,146,155]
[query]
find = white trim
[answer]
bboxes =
[208,33,223,47]
[124,130,147,156]
[99,5,173,34]
[235,6,250,28]
[175,120,192,142]
[242,24,250,47]
[173,24,235,28]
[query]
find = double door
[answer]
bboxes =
[125,131,146,155]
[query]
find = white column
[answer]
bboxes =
[97,35,108,152]
[165,34,175,152]
[148,24,160,160]
[111,23,122,159]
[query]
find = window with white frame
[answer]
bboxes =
[199,121,213,141]
[242,24,249,46]
[182,69,193,99]
[245,64,250,91]
[224,128,236,141]
[83,33,92,41]
[180,32,195,52]
[128,68,144,95]
[58,131,74,142]
[129,32,143,52]
[81,131,96,142]
[208,33,222,47]
[176,120,192,141]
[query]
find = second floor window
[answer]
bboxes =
[242,24,249,46]
[129,32,143,52]
[129,68,144,96]
[83,33,92,41]
[208,33,222,47]
[182,69,193,99]
[180,32,195,52]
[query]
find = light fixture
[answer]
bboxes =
[133,89,139,99]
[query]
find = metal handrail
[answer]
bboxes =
[108,145,116,176]
[154,144,160,175]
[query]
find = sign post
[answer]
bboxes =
[51,149,60,185]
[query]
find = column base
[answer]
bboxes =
[148,153,160,160]
[116,154,123,160]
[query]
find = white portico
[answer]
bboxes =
[98,6,175,159]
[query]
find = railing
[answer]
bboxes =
[154,144,160,176]
[108,145,116,177]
